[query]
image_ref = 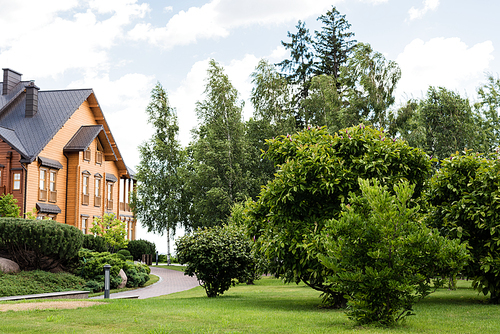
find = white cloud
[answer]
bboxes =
[395,37,494,101]
[360,0,388,4]
[408,0,440,21]
[128,0,337,49]
[0,0,149,79]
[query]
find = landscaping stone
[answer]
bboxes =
[118,269,127,288]
[0,257,20,273]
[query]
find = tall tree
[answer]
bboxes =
[301,43,400,132]
[185,59,248,228]
[475,74,500,151]
[390,87,480,160]
[276,20,315,104]
[313,6,356,85]
[131,82,185,264]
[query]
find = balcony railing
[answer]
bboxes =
[94,195,101,207]
[39,189,47,201]
[96,151,103,165]
[0,186,5,195]
[120,202,131,212]
[107,199,113,210]
[82,194,89,205]
[49,190,57,203]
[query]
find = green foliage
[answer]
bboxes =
[0,270,86,297]
[320,179,469,325]
[131,82,185,252]
[82,234,108,252]
[475,74,500,151]
[0,218,83,271]
[123,260,151,288]
[0,194,20,217]
[73,249,148,291]
[127,239,156,261]
[90,213,128,252]
[389,87,480,160]
[176,223,254,297]
[426,150,500,303]
[185,59,250,228]
[246,125,432,306]
[117,249,133,261]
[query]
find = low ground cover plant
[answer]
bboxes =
[0,270,86,297]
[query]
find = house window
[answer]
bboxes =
[84,147,91,161]
[39,168,47,201]
[13,172,21,190]
[49,170,57,202]
[82,217,88,234]
[82,174,89,205]
[107,182,113,209]
[94,177,101,207]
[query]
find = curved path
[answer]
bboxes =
[91,267,199,300]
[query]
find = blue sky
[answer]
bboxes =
[1,0,498,251]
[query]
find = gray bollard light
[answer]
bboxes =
[156,251,158,266]
[104,264,111,299]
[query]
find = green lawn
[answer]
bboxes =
[0,277,497,333]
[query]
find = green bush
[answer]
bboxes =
[427,151,500,303]
[0,270,86,297]
[320,179,469,325]
[82,234,108,252]
[176,224,253,297]
[0,194,20,217]
[127,239,156,261]
[0,218,83,271]
[75,249,125,290]
[246,125,432,306]
[123,260,150,288]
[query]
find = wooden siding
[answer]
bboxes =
[20,99,133,238]
[0,141,25,213]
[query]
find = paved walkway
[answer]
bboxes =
[91,267,200,300]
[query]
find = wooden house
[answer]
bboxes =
[0,68,136,239]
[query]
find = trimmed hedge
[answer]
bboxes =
[127,239,156,261]
[82,234,108,252]
[0,218,83,271]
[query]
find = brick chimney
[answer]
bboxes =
[2,68,22,95]
[25,81,40,118]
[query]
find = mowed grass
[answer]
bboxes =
[0,277,498,333]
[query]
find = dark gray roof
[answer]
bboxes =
[106,173,118,183]
[0,125,28,157]
[38,156,63,170]
[126,165,136,179]
[0,86,92,162]
[36,202,62,214]
[64,125,103,151]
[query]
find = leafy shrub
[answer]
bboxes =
[117,249,133,261]
[123,260,150,288]
[246,125,432,306]
[0,270,86,297]
[0,218,83,271]
[127,239,156,261]
[176,224,253,297]
[90,213,128,252]
[0,194,20,217]
[74,249,125,289]
[84,280,103,293]
[320,179,469,325]
[427,151,500,303]
[82,234,108,252]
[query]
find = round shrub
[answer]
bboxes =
[176,224,253,297]
[0,218,83,271]
[82,234,108,252]
[127,239,156,261]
